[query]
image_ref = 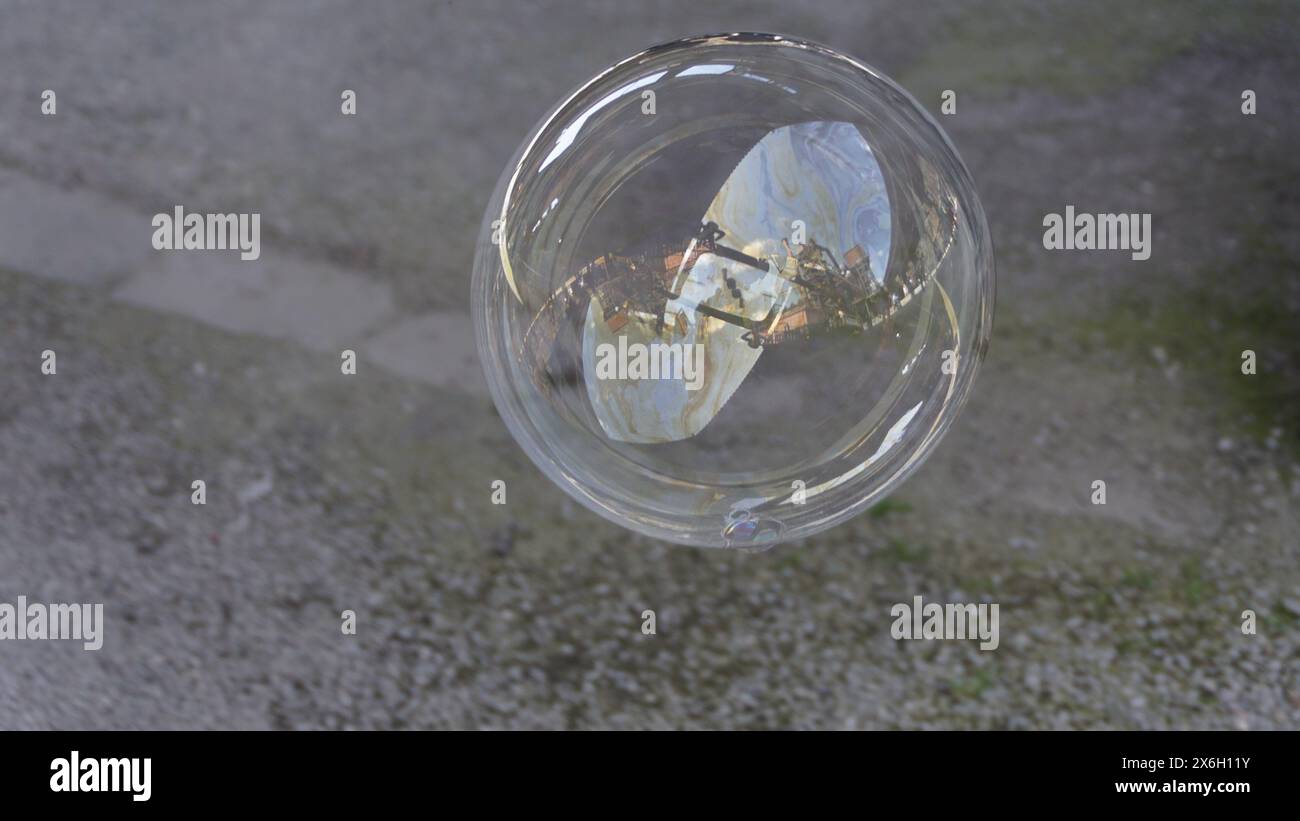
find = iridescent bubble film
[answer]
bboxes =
[473,33,994,548]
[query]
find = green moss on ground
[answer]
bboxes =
[901,0,1287,101]
[1076,230,1300,452]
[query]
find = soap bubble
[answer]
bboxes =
[473,33,993,549]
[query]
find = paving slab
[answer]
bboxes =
[114,248,396,354]
[362,311,487,395]
[0,172,155,286]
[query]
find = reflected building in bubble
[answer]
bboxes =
[517,119,956,445]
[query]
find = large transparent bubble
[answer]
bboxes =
[473,33,994,549]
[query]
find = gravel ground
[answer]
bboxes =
[0,0,1297,729]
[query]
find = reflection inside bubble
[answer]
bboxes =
[475,34,992,547]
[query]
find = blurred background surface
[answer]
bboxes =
[0,0,1296,728]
